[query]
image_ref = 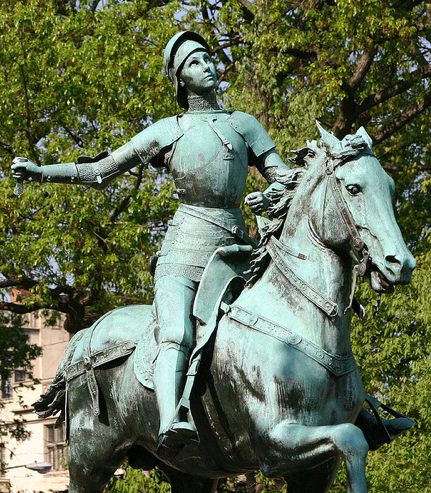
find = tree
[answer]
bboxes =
[0,0,429,491]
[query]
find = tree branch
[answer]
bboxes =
[359,64,431,112]
[0,275,38,290]
[217,63,235,85]
[373,91,431,143]
[110,166,144,223]
[236,0,255,22]
[63,126,84,148]
[90,0,100,13]
[330,48,376,137]
[348,48,376,92]
[0,302,42,314]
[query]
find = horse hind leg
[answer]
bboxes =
[284,458,339,493]
[67,409,132,493]
[160,466,218,493]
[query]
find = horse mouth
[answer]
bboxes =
[369,268,394,294]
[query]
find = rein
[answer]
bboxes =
[266,152,370,319]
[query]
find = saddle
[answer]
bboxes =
[134,244,252,391]
[60,244,251,421]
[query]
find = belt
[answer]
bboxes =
[180,205,258,248]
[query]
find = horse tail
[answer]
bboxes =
[32,328,86,420]
[33,371,66,419]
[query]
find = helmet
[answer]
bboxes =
[163,31,211,109]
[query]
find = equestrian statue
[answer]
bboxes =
[12,32,415,493]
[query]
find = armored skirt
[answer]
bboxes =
[154,204,248,283]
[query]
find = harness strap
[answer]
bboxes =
[66,341,136,382]
[85,363,100,416]
[224,304,356,377]
[328,166,369,276]
[79,307,126,416]
[180,204,259,248]
[266,236,339,318]
[329,173,364,254]
[207,119,234,160]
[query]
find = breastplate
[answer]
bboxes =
[169,112,249,208]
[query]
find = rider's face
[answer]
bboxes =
[179,51,217,95]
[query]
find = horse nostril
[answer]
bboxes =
[384,255,401,277]
[385,255,400,266]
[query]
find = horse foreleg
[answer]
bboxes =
[284,458,339,493]
[260,422,368,493]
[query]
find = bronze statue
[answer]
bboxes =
[12,31,291,451]
[13,32,415,493]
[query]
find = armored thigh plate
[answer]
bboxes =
[154,206,247,282]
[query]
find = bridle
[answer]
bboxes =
[325,152,371,277]
[266,147,373,319]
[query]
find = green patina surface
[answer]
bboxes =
[15,32,416,493]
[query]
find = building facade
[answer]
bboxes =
[0,310,70,493]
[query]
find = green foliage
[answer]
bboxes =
[107,467,171,493]
[0,0,429,491]
[0,0,181,330]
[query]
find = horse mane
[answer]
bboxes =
[247,124,374,284]
[247,166,305,284]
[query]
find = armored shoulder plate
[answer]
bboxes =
[228,111,275,158]
[131,116,183,166]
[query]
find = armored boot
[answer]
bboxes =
[154,342,198,454]
[355,396,414,451]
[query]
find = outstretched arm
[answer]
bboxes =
[12,142,140,189]
[11,118,181,189]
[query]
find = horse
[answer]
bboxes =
[34,124,415,493]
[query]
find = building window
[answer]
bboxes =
[0,443,5,477]
[1,379,12,399]
[45,424,66,470]
[14,370,27,383]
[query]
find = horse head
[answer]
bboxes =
[288,123,416,294]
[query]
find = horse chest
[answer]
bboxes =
[270,350,364,424]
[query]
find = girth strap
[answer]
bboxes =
[224,304,356,377]
[266,236,339,317]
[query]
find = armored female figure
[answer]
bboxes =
[12,31,412,454]
[12,32,291,450]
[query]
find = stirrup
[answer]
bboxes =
[364,396,414,450]
[157,421,199,457]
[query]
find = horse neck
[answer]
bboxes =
[254,165,354,355]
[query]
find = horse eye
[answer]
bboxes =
[346,184,361,195]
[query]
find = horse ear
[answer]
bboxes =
[356,126,373,149]
[316,121,340,149]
